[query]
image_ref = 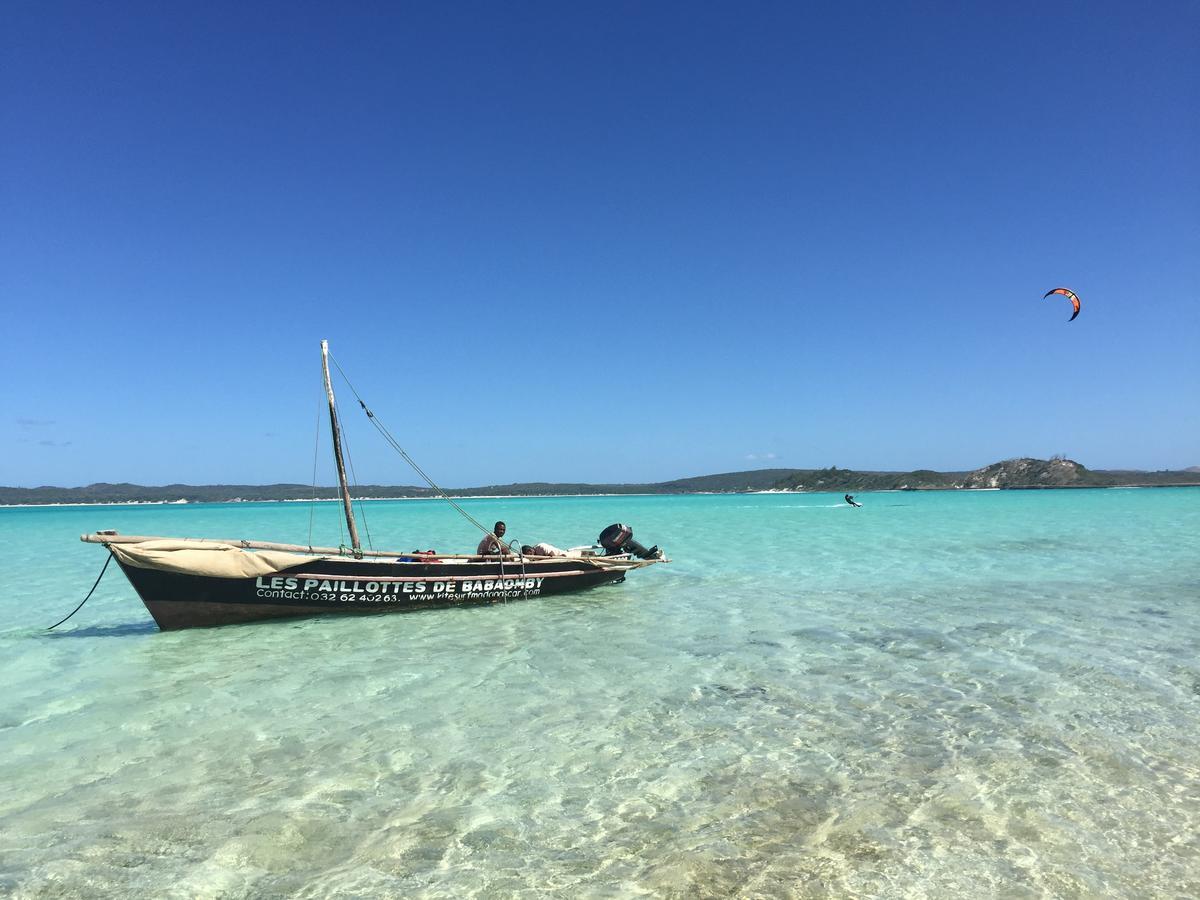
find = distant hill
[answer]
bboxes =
[0,472,788,505]
[771,467,963,492]
[1,461,1196,505]
[653,469,798,493]
[773,458,1199,492]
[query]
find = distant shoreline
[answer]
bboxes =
[3,482,1197,509]
[0,493,656,509]
[3,459,1197,507]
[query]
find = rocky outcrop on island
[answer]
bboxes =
[960,457,1107,489]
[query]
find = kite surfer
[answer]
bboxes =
[844,494,862,508]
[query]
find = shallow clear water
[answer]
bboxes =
[1,489,1198,898]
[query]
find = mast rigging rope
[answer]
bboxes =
[338,407,374,550]
[328,354,501,545]
[308,384,323,550]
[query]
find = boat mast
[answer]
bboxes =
[321,340,362,552]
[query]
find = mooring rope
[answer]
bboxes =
[48,553,112,630]
[328,354,500,546]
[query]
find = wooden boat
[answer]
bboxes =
[81,342,666,630]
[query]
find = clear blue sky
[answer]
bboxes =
[2,1,1197,488]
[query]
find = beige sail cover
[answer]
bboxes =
[108,540,323,579]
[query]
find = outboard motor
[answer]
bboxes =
[598,523,661,559]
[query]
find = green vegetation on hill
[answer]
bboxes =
[771,467,963,492]
[653,469,799,493]
[0,460,1196,505]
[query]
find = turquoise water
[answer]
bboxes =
[1,489,1198,898]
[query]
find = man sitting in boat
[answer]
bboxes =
[476,521,508,556]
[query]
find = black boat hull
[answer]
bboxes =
[115,555,630,630]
